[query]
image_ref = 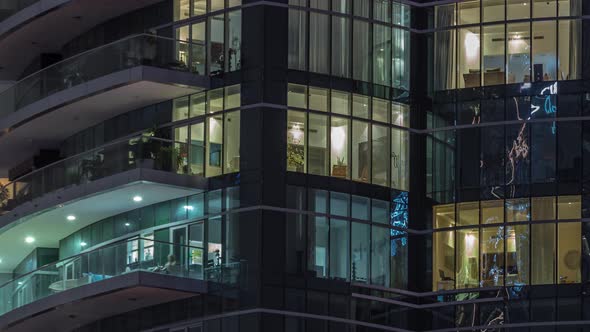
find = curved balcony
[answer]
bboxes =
[0,237,245,330]
[0,136,206,233]
[0,0,162,80]
[0,34,207,173]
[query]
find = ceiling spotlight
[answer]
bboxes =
[133,196,143,202]
[80,242,87,247]
[67,215,76,221]
[125,223,131,227]
[25,236,35,244]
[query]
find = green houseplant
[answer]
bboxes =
[287,144,304,172]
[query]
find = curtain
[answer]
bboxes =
[332,16,350,78]
[309,13,329,74]
[434,6,456,90]
[288,9,307,71]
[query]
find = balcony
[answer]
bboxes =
[0,237,246,330]
[0,0,163,80]
[0,136,208,270]
[0,34,207,173]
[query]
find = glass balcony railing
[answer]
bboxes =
[0,0,38,22]
[0,136,203,216]
[0,237,246,316]
[0,34,202,118]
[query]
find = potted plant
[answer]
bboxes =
[287,144,304,172]
[332,157,347,178]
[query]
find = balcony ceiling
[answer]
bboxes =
[0,0,163,80]
[0,179,203,273]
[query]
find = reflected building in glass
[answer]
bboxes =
[0,0,589,331]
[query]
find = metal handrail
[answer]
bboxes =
[0,237,202,289]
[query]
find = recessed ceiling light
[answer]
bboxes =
[67,215,76,221]
[125,223,131,227]
[25,236,35,244]
[133,195,143,202]
[80,242,87,247]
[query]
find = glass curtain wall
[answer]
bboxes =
[287,84,410,191]
[432,1,581,90]
[288,3,411,90]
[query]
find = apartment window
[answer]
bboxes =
[482,25,505,86]
[373,24,391,86]
[209,15,225,74]
[332,16,350,78]
[206,115,223,177]
[458,26,481,89]
[372,124,389,186]
[329,218,350,280]
[288,9,307,71]
[482,0,504,23]
[287,111,307,173]
[309,87,328,112]
[309,13,329,74]
[507,22,531,84]
[457,228,479,289]
[330,117,350,179]
[351,120,370,183]
[458,1,479,25]
[507,0,531,20]
[227,10,242,71]
[351,222,370,282]
[223,111,240,173]
[191,22,206,75]
[309,113,329,176]
[353,20,370,82]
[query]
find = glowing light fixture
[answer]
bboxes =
[184,205,194,211]
[25,236,35,244]
[80,242,87,247]
[133,195,143,202]
[67,215,76,221]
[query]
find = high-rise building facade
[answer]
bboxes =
[0,0,588,331]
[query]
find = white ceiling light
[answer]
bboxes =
[25,236,35,244]
[67,215,76,221]
[133,195,143,202]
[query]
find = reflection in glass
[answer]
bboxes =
[372,125,390,186]
[532,21,557,82]
[506,225,530,286]
[209,15,225,74]
[481,226,505,287]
